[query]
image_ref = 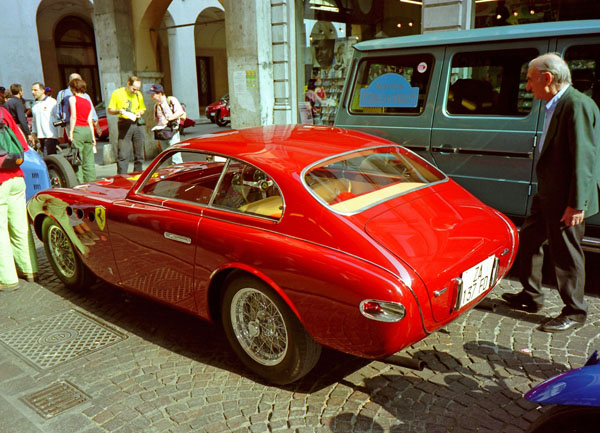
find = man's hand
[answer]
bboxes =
[561,206,585,226]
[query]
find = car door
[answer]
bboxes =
[109,151,224,314]
[555,37,600,233]
[430,40,550,217]
[335,48,444,163]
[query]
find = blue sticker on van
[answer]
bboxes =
[359,73,418,108]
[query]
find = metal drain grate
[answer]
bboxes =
[21,381,90,419]
[0,309,126,370]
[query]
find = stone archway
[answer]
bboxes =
[36,0,95,97]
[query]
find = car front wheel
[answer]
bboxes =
[215,109,228,127]
[221,275,321,384]
[42,217,94,290]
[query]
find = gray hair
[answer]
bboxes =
[530,53,571,85]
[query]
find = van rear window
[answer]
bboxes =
[349,54,434,115]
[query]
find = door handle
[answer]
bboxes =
[432,144,458,154]
[164,232,191,244]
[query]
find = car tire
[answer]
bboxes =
[45,154,78,188]
[216,110,227,127]
[526,405,600,433]
[221,275,321,384]
[42,217,95,290]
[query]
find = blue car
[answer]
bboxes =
[21,148,77,201]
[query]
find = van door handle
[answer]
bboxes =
[432,144,458,154]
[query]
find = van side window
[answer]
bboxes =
[447,48,537,116]
[349,54,434,115]
[565,44,600,108]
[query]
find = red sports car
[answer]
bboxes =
[27,125,517,384]
[205,94,230,127]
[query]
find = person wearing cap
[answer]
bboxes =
[148,84,185,164]
[31,82,59,156]
[107,76,146,174]
[44,87,54,97]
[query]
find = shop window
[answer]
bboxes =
[447,48,537,116]
[565,44,600,108]
[349,54,434,115]
[212,160,283,220]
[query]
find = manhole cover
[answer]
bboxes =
[22,381,90,419]
[0,309,126,370]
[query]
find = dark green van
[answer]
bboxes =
[334,20,600,250]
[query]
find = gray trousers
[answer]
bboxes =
[117,119,145,174]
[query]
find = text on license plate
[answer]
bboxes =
[457,255,497,309]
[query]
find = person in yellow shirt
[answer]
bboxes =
[107,76,146,174]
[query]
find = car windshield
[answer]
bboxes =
[303,146,446,214]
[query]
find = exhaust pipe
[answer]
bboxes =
[384,355,426,371]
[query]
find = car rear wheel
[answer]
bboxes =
[221,275,321,384]
[45,154,78,188]
[42,217,94,290]
[526,405,600,433]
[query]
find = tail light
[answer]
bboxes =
[359,299,406,323]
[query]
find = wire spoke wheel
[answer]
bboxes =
[231,287,288,366]
[221,275,321,384]
[47,224,76,278]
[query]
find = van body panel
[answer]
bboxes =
[430,39,550,216]
[335,20,600,249]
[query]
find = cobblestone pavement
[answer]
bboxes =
[1,241,599,433]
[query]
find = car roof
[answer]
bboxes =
[173,125,392,175]
[353,19,600,52]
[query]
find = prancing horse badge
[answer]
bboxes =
[95,206,106,231]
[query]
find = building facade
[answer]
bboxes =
[1,0,598,161]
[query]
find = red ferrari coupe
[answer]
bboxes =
[28,125,517,384]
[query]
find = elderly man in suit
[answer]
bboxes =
[503,53,600,332]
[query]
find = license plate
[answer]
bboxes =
[456,255,497,309]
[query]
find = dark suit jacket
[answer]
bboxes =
[3,96,31,136]
[536,85,600,218]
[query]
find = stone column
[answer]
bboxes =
[93,0,136,164]
[224,0,274,128]
[422,0,474,33]
[168,25,201,121]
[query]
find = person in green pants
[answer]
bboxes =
[67,78,96,183]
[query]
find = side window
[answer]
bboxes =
[349,54,434,115]
[565,44,600,108]
[212,160,283,220]
[139,152,224,205]
[447,48,537,116]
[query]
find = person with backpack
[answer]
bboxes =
[148,84,185,164]
[55,73,100,139]
[67,78,96,183]
[0,106,38,291]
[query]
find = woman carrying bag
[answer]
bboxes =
[68,78,96,183]
[148,84,185,164]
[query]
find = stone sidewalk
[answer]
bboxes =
[1,241,599,433]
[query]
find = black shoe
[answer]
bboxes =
[540,315,584,333]
[501,291,542,313]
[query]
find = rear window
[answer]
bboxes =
[349,54,434,115]
[303,146,446,214]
